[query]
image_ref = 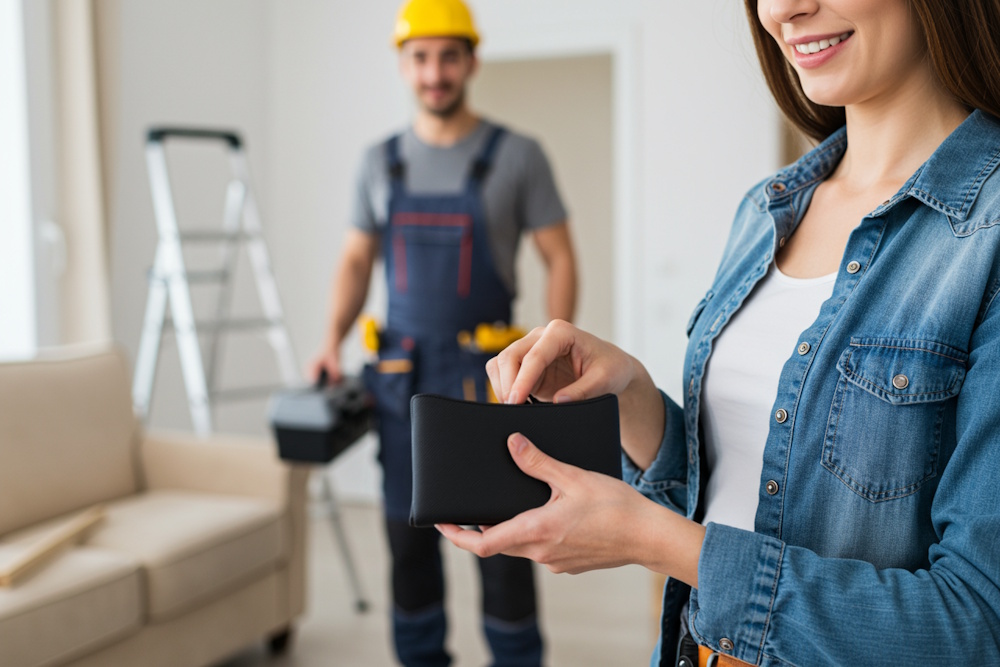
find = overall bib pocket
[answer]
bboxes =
[822,338,967,502]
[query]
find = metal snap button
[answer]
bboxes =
[846,261,861,274]
[775,408,788,423]
[797,342,811,355]
[778,236,787,248]
[892,374,909,390]
[719,637,735,652]
[771,182,786,193]
[766,480,779,495]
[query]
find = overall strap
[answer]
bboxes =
[469,126,507,183]
[385,134,405,185]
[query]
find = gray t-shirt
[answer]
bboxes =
[351,119,568,297]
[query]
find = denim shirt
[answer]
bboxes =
[624,110,1000,666]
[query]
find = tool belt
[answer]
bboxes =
[697,646,753,667]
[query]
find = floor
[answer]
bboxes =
[219,499,659,667]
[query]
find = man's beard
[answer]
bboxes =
[421,87,466,119]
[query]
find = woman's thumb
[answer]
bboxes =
[508,433,568,485]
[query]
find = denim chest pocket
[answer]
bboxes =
[822,339,967,502]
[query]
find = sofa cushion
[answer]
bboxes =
[0,545,142,667]
[0,348,139,536]
[88,490,286,621]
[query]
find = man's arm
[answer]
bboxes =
[531,221,577,323]
[309,229,380,381]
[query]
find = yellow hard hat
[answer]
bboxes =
[393,0,480,49]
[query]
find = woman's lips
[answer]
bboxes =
[789,32,853,69]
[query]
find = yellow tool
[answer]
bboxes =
[360,315,381,353]
[471,322,526,354]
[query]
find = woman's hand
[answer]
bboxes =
[437,432,704,585]
[487,319,636,405]
[489,320,666,468]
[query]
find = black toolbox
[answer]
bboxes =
[268,373,374,464]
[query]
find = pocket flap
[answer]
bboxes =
[686,290,714,337]
[836,338,967,405]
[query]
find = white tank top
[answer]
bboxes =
[700,264,836,530]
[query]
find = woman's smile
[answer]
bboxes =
[788,31,853,68]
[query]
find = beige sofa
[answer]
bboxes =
[0,347,309,667]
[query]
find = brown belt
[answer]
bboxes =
[699,645,754,667]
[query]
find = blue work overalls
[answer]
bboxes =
[366,127,542,667]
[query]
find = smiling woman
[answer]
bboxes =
[746,0,1000,141]
[438,1,1000,665]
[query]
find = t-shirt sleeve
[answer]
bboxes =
[519,138,569,231]
[350,145,382,235]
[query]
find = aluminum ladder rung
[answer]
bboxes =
[148,270,228,284]
[163,317,281,333]
[178,230,259,242]
[210,384,287,402]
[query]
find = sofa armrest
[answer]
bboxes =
[139,429,310,506]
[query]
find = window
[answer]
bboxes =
[0,0,36,357]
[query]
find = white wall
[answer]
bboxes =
[102,0,780,502]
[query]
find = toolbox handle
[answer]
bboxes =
[315,369,372,414]
[316,368,330,390]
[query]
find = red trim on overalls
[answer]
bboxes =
[390,212,473,296]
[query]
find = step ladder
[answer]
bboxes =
[133,127,368,612]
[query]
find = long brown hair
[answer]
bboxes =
[744,0,1000,141]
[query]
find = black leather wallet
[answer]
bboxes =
[409,393,622,527]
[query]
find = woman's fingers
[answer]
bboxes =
[488,325,545,404]
[508,433,575,488]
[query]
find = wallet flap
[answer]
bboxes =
[409,393,622,527]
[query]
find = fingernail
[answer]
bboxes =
[506,390,521,405]
[509,432,528,454]
[553,393,571,404]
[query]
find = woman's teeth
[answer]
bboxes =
[794,32,852,54]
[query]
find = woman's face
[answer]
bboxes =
[757,0,929,109]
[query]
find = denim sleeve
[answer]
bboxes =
[687,297,1000,666]
[622,390,689,516]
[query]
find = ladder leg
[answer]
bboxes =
[320,472,369,613]
[133,269,168,420]
[145,141,213,436]
[204,179,246,392]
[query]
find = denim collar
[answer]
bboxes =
[767,109,1000,223]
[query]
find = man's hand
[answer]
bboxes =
[308,346,342,384]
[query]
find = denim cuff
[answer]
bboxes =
[622,390,688,513]
[689,522,784,665]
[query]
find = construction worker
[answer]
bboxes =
[309,1,577,664]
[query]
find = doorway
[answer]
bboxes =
[471,54,614,341]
